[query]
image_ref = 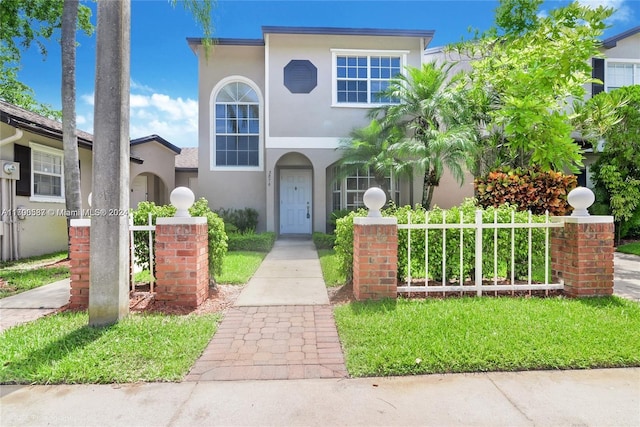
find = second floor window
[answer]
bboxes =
[333,50,406,106]
[214,81,260,167]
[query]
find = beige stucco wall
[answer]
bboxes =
[604,32,640,60]
[194,44,268,228]
[130,142,178,208]
[267,33,425,138]
[175,170,197,189]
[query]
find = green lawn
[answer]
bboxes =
[0,311,220,384]
[617,242,640,256]
[0,251,69,299]
[318,249,346,287]
[334,296,640,377]
[215,251,266,284]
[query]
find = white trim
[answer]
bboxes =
[28,142,65,203]
[354,217,397,225]
[266,137,341,149]
[209,75,264,172]
[265,34,271,140]
[157,217,207,225]
[331,49,408,107]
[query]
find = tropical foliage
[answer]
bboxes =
[588,85,640,240]
[455,0,614,175]
[336,120,403,203]
[475,167,577,216]
[371,62,476,209]
[0,0,93,117]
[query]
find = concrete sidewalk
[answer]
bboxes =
[0,278,70,333]
[233,238,330,306]
[2,368,639,426]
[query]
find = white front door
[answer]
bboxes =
[131,175,148,209]
[280,169,312,234]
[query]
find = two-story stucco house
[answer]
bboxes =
[188,26,475,235]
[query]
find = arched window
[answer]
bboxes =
[213,81,260,167]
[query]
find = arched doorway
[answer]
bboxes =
[130,173,168,209]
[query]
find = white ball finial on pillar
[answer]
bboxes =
[170,187,195,217]
[363,187,386,218]
[568,187,595,217]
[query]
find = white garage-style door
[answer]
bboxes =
[280,169,312,235]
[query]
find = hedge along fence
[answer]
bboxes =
[131,198,228,278]
[335,199,548,283]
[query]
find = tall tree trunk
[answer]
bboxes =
[62,0,82,255]
[89,0,131,326]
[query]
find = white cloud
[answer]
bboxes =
[130,79,155,93]
[576,0,634,23]
[77,89,198,147]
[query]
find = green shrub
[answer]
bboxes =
[312,232,335,250]
[227,232,276,252]
[334,209,367,282]
[131,198,228,278]
[333,200,548,283]
[215,207,259,233]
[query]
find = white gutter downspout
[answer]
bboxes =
[1,126,24,260]
[0,127,23,147]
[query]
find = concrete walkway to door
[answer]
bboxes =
[185,238,347,381]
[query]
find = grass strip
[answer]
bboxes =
[0,267,69,299]
[318,249,346,287]
[617,242,640,256]
[334,296,640,377]
[215,251,266,284]
[0,311,220,384]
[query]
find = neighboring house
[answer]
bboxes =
[580,25,640,187]
[187,26,476,235]
[175,147,198,191]
[0,100,182,260]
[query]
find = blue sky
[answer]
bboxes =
[15,0,640,147]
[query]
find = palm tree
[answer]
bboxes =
[336,119,403,204]
[62,0,82,251]
[373,62,475,209]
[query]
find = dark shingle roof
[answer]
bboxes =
[0,99,94,148]
[175,147,198,170]
[130,134,181,154]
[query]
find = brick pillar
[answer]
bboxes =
[551,217,615,297]
[69,219,91,310]
[352,217,398,300]
[155,217,209,308]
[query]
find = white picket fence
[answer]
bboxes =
[129,213,155,292]
[397,210,565,296]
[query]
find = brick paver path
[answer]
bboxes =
[186,305,347,381]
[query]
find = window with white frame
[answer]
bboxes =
[332,50,406,106]
[331,166,399,211]
[30,143,64,201]
[606,61,640,91]
[213,81,260,168]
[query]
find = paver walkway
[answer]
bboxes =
[186,238,348,381]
